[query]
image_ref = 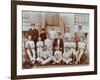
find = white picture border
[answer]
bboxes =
[17,5,94,75]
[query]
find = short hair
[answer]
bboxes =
[41,28,45,31]
[31,23,35,26]
[78,25,82,29]
[58,31,61,35]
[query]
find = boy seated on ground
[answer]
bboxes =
[52,47,62,64]
[25,35,36,64]
[76,38,86,64]
[36,46,52,65]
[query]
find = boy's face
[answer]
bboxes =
[78,26,82,31]
[71,37,74,42]
[51,27,54,31]
[57,33,60,39]
[80,38,83,42]
[38,37,41,41]
[47,34,50,38]
[28,36,31,40]
[66,27,70,32]
[43,47,46,51]
[65,48,68,52]
[32,25,35,29]
[65,38,69,42]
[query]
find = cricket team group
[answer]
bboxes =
[23,23,88,66]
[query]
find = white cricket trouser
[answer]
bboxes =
[37,47,42,58]
[70,48,78,59]
[77,49,84,63]
[52,56,62,63]
[62,58,72,64]
[62,54,72,64]
[36,57,52,64]
[47,47,52,53]
[26,48,36,62]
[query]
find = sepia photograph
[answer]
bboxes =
[11,1,97,79]
[22,11,89,69]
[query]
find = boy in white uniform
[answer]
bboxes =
[52,47,62,64]
[36,37,44,58]
[36,46,52,65]
[72,44,79,64]
[62,39,72,64]
[44,34,52,53]
[69,37,77,63]
[49,27,57,41]
[25,35,36,64]
[76,25,85,42]
[64,27,72,41]
[70,38,76,55]
[77,38,86,63]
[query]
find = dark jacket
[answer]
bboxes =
[28,28,39,42]
[53,38,64,53]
